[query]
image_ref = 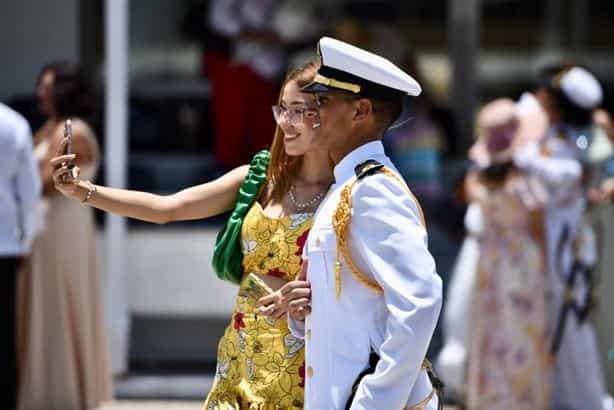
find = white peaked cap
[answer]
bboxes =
[303,36,422,99]
[559,67,603,110]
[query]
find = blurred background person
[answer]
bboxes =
[383,52,447,209]
[0,102,41,410]
[435,91,549,404]
[205,0,284,171]
[17,62,111,410]
[189,0,324,172]
[433,194,482,404]
[382,50,457,358]
[465,99,551,410]
[527,64,612,410]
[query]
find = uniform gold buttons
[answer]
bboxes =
[307,366,314,377]
[315,238,321,247]
[306,329,311,340]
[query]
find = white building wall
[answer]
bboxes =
[98,228,237,317]
[0,0,79,101]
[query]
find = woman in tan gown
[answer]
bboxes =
[18,63,111,410]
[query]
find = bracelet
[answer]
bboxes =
[82,181,97,203]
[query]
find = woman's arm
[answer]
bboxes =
[51,138,249,224]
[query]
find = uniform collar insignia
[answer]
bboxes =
[355,160,384,180]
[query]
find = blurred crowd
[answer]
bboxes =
[435,64,614,410]
[1,0,614,410]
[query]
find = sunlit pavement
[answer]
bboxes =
[98,402,202,410]
[95,374,458,409]
[98,401,458,410]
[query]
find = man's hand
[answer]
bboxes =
[286,280,312,321]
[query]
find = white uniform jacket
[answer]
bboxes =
[290,141,443,410]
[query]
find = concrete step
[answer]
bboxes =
[98,402,202,410]
[114,374,214,401]
[99,401,458,410]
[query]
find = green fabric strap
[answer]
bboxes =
[212,150,271,284]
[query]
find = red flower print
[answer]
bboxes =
[266,268,288,278]
[233,312,245,331]
[299,363,306,387]
[295,229,310,256]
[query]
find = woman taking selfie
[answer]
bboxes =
[50,61,332,409]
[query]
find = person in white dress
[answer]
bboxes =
[435,91,549,403]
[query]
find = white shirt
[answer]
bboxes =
[291,141,442,409]
[0,103,41,256]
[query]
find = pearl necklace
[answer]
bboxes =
[288,185,326,210]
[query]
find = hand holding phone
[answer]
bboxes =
[61,119,75,183]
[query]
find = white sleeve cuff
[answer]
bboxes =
[287,315,305,339]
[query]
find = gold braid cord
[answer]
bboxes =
[332,167,426,298]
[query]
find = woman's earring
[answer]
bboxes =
[312,122,321,129]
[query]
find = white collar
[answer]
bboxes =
[333,140,385,183]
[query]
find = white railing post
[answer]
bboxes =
[104,0,129,375]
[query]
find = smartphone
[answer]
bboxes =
[242,272,274,300]
[64,118,74,169]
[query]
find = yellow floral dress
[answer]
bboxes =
[204,202,312,410]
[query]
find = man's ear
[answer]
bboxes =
[353,99,373,121]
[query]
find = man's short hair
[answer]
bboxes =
[330,90,403,131]
[371,96,403,131]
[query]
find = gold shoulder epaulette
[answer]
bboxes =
[331,160,426,298]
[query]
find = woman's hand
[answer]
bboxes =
[257,259,312,321]
[257,280,312,320]
[49,137,84,200]
[256,288,288,320]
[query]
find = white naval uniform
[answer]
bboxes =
[290,141,442,410]
[516,135,609,410]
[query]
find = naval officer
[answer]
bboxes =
[261,36,443,409]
